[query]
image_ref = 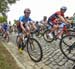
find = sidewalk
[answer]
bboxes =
[0,42,21,69]
[1,41,50,69]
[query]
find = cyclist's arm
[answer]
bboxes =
[19,16,26,32]
[58,15,68,24]
[20,21,26,32]
[65,17,73,24]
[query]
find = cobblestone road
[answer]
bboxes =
[1,32,75,69]
[35,36,75,69]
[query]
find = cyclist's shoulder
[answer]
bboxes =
[19,16,25,22]
[49,11,60,17]
[19,16,31,20]
[55,11,64,16]
[19,16,24,19]
[55,11,61,14]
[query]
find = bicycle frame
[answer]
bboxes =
[22,34,33,50]
[36,25,49,37]
[54,25,73,39]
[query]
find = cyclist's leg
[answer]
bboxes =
[3,29,6,38]
[20,25,30,51]
[5,28,9,37]
[57,22,66,38]
[52,24,59,31]
[17,31,25,53]
[25,24,30,35]
[47,22,53,38]
[17,28,23,49]
[48,21,59,32]
[48,23,59,38]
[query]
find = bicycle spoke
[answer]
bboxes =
[27,38,42,62]
[60,35,75,61]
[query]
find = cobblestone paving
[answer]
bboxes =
[35,36,75,69]
[1,32,75,69]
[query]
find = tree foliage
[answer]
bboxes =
[0,16,7,23]
[0,0,19,16]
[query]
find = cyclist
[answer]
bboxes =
[37,16,47,32]
[2,22,9,38]
[17,8,36,53]
[47,6,69,39]
[40,16,48,25]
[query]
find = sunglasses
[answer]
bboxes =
[25,12,31,14]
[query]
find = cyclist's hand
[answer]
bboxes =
[22,29,26,34]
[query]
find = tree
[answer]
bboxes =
[0,16,7,23]
[14,20,17,24]
[0,0,19,17]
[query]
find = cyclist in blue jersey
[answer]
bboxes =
[2,22,9,38]
[17,8,36,53]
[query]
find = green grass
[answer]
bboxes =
[0,42,21,69]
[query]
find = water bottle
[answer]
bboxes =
[23,37,27,45]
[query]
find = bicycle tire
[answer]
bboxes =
[3,34,9,42]
[6,35,9,42]
[16,35,20,49]
[59,35,75,62]
[16,35,19,45]
[27,38,43,62]
[43,29,54,42]
[36,32,43,38]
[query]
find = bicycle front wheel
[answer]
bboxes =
[59,35,75,62]
[43,30,54,42]
[27,38,43,62]
[6,35,9,42]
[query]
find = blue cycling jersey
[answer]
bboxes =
[18,16,32,33]
[2,24,8,31]
[19,16,32,23]
[2,24,8,30]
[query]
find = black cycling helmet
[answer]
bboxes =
[60,6,67,11]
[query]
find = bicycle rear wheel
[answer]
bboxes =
[27,38,43,62]
[16,35,23,49]
[59,35,75,62]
